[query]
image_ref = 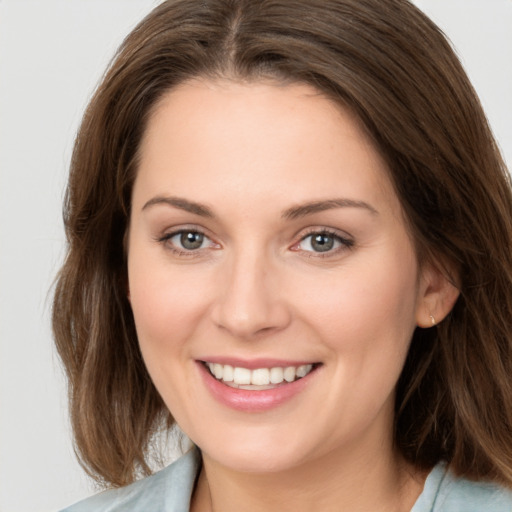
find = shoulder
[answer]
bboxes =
[412,463,512,512]
[60,448,201,512]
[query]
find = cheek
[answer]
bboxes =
[295,244,419,360]
[127,249,214,358]
[127,254,216,415]
[298,249,419,429]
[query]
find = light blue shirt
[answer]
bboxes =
[62,449,512,511]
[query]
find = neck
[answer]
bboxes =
[191,437,426,512]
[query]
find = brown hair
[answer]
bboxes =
[53,0,512,488]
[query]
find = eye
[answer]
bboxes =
[159,229,217,252]
[175,231,206,250]
[295,231,353,254]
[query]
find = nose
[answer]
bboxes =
[211,249,291,339]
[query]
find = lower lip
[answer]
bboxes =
[197,362,318,412]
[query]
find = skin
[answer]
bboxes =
[127,80,459,512]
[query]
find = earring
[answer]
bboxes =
[429,314,436,326]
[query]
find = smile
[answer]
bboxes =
[198,359,321,412]
[204,362,314,389]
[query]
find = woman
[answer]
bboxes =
[54,0,512,510]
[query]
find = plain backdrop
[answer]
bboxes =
[0,1,511,511]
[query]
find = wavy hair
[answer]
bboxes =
[53,0,512,487]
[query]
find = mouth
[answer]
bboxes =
[197,358,322,412]
[201,361,319,390]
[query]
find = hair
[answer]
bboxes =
[53,0,512,488]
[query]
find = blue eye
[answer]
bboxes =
[298,231,352,253]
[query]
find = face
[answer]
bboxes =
[127,80,430,474]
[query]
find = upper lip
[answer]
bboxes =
[198,357,319,370]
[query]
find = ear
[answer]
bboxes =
[415,261,460,327]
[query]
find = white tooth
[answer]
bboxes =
[213,363,223,379]
[269,367,284,384]
[239,384,274,390]
[207,362,215,374]
[233,367,251,385]
[222,365,234,382]
[296,364,312,378]
[251,368,270,386]
[284,366,296,382]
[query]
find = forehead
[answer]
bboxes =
[134,79,399,218]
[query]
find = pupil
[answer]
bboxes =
[311,234,334,252]
[181,232,203,250]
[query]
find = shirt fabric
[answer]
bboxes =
[62,449,512,511]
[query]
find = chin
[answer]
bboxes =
[206,447,304,474]
[193,427,314,474]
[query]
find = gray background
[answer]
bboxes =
[1,1,511,511]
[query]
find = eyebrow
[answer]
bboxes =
[282,198,378,219]
[142,196,214,217]
[142,195,378,219]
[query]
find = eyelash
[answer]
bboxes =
[157,228,216,258]
[292,228,354,258]
[156,227,354,258]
